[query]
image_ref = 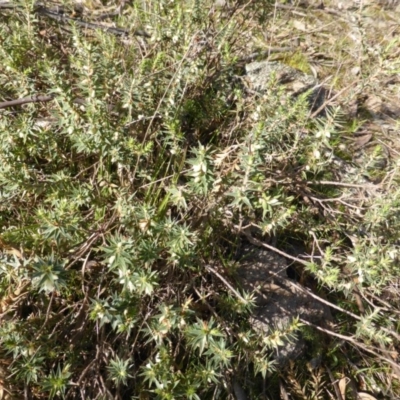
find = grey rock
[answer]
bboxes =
[237,245,330,367]
[245,60,331,114]
[232,380,248,400]
[245,61,316,94]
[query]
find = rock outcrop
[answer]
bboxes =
[245,60,332,115]
[237,245,331,366]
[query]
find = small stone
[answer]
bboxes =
[245,61,331,115]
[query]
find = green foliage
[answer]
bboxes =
[41,364,71,399]
[32,256,67,293]
[0,0,399,398]
[10,354,44,385]
[107,356,133,386]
